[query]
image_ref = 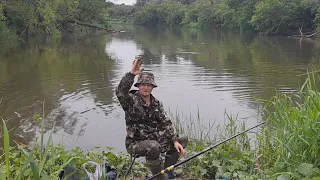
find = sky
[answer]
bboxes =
[107,0,136,5]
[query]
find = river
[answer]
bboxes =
[0,26,319,152]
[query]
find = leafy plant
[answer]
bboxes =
[0,111,148,179]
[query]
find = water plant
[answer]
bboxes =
[0,112,148,180]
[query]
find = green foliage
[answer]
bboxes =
[310,0,320,28]
[0,3,16,41]
[213,0,258,29]
[0,3,5,21]
[250,0,317,35]
[5,0,58,36]
[190,0,216,27]
[2,119,10,179]
[0,117,148,179]
[56,0,79,22]
[134,1,187,26]
[0,0,111,39]
[132,0,320,35]
[257,71,320,179]
[134,4,159,25]
[184,119,261,179]
[136,0,148,8]
[171,70,320,179]
[77,0,110,27]
[2,0,319,36]
[108,4,135,23]
[0,144,149,179]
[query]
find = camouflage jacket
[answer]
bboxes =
[116,72,178,153]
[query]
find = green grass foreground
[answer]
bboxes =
[2,71,320,180]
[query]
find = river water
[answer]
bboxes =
[0,26,319,152]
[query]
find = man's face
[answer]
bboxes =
[138,83,153,97]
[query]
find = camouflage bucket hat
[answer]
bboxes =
[134,72,157,88]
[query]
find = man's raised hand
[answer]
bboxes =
[130,57,143,75]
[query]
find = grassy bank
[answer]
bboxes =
[1,71,320,179]
[181,71,320,180]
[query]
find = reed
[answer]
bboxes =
[258,70,320,179]
[170,69,320,179]
[2,118,10,180]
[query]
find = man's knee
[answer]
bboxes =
[146,141,161,160]
[130,140,161,160]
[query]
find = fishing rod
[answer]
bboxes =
[146,121,265,180]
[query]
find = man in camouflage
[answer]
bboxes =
[116,58,188,179]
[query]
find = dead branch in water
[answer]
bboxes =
[59,20,121,33]
[291,25,319,38]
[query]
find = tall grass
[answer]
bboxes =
[168,104,262,179]
[168,106,219,142]
[258,71,320,179]
[2,118,10,180]
[170,70,320,179]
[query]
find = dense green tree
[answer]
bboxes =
[0,3,4,20]
[0,2,15,40]
[156,1,186,25]
[77,0,110,26]
[250,0,317,35]
[191,0,216,27]
[1,0,320,37]
[134,4,159,25]
[136,0,148,7]
[132,0,320,35]
[310,0,320,27]
[213,0,258,29]
[108,4,135,22]
[4,0,62,35]
[134,1,187,26]
[0,0,111,38]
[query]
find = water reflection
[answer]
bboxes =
[0,26,320,152]
[0,36,119,149]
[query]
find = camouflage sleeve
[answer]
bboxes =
[158,102,178,143]
[115,72,135,111]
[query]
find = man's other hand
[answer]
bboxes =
[174,141,185,156]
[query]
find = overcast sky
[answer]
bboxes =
[108,0,136,5]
